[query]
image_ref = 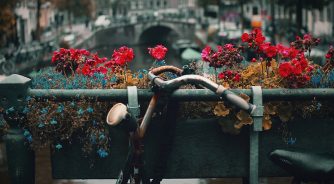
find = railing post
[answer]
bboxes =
[0,74,35,184]
[248,86,264,184]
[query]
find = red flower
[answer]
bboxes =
[233,74,240,82]
[264,45,277,58]
[299,55,308,70]
[69,48,81,61]
[292,63,302,75]
[80,49,90,56]
[253,28,265,45]
[251,58,257,62]
[224,44,235,51]
[51,51,59,63]
[326,53,332,59]
[148,45,168,60]
[278,62,293,78]
[218,72,225,79]
[96,66,108,74]
[303,34,312,41]
[112,46,135,66]
[104,59,115,68]
[288,47,300,59]
[255,35,265,45]
[81,64,92,76]
[259,42,270,51]
[201,46,212,62]
[241,33,250,42]
[225,70,233,77]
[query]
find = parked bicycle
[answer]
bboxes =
[106,65,256,184]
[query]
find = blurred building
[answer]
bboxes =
[127,0,198,18]
[15,0,57,44]
[240,0,334,37]
[15,0,37,44]
[303,2,334,36]
[39,2,56,29]
[95,0,113,16]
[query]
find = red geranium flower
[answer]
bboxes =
[218,72,225,79]
[241,33,250,42]
[201,46,212,62]
[81,64,92,76]
[96,66,108,74]
[148,44,168,61]
[278,62,293,78]
[112,46,135,66]
[80,49,90,56]
[326,53,332,59]
[233,74,240,82]
[264,45,277,58]
[51,51,59,63]
[255,35,265,45]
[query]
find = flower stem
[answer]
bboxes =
[124,65,127,84]
[266,60,269,78]
[214,67,217,83]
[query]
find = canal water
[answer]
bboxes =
[95,43,183,71]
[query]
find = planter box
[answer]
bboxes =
[52,117,334,179]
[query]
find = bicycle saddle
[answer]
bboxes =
[270,149,334,182]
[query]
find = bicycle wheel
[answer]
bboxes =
[2,61,15,75]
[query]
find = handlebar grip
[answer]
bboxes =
[220,90,256,114]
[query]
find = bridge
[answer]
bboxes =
[75,18,197,50]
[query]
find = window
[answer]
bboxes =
[320,9,324,22]
[253,6,259,15]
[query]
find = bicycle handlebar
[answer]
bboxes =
[148,66,256,114]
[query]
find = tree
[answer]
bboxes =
[0,0,18,47]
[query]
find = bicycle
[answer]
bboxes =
[106,65,256,184]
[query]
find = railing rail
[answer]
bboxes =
[28,88,334,101]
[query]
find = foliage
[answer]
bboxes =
[0,0,17,47]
